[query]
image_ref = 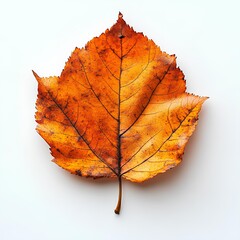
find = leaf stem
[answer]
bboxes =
[114,176,122,214]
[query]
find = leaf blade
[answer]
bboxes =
[34,13,208,213]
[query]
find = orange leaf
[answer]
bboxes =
[34,13,208,214]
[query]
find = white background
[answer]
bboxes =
[0,0,240,239]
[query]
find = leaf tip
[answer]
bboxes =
[32,70,41,82]
[201,96,209,103]
[118,12,123,19]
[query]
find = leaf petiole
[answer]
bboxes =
[114,176,122,214]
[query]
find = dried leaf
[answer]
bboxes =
[34,13,208,214]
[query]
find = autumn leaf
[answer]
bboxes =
[34,12,208,214]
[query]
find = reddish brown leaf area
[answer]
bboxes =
[34,13,208,214]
